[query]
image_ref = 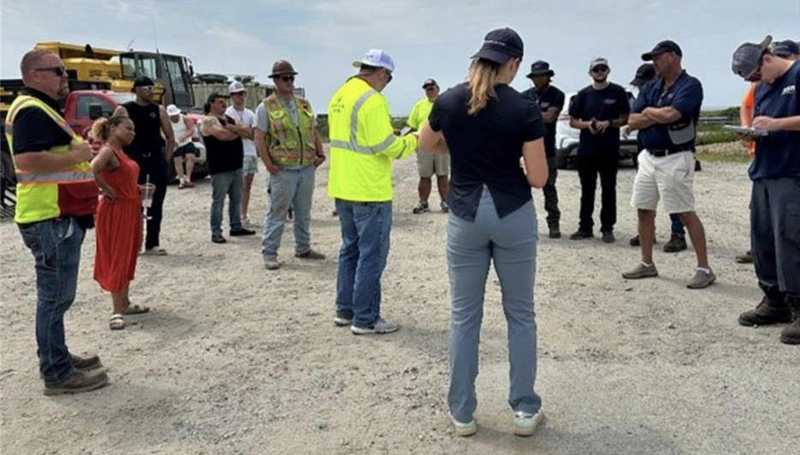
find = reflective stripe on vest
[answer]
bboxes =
[15,170,95,183]
[329,89,398,154]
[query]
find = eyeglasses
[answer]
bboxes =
[277,75,295,83]
[34,66,66,77]
[386,71,393,84]
[591,66,609,73]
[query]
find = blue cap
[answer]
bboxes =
[352,49,395,72]
[773,40,800,57]
[471,28,524,65]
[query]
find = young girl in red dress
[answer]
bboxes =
[91,116,151,330]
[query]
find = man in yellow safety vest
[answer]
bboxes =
[6,49,108,395]
[327,49,418,335]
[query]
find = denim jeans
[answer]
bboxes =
[334,199,392,328]
[262,165,316,259]
[18,217,85,384]
[210,169,244,236]
[447,187,542,423]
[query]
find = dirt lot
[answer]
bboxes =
[1,147,798,455]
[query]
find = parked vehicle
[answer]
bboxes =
[555,91,639,169]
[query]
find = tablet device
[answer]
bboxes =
[722,125,769,137]
[400,126,413,136]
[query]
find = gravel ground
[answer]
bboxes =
[1,149,798,455]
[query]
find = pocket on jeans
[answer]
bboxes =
[49,218,75,245]
[352,203,377,222]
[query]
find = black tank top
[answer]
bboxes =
[122,101,165,158]
[203,115,244,175]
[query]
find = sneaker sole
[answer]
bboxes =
[454,422,477,437]
[687,277,716,289]
[513,412,545,437]
[350,326,399,335]
[622,272,658,280]
[43,375,109,396]
[334,317,353,327]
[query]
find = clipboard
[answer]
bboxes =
[722,125,769,137]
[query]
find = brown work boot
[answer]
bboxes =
[43,370,109,396]
[779,295,800,345]
[739,286,791,327]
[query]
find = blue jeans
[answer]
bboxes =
[334,200,392,328]
[18,218,85,384]
[210,169,243,236]
[447,187,542,423]
[670,213,685,237]
[262,165,316,259]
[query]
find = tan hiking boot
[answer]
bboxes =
[622,263,658,280]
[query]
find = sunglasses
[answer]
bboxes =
[591,66,609,73]
[386,71,393,84]
[34,66,66,77]
[276,75,295,82]
[137,86,154,93]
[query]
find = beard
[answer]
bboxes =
[57,82,69,98]
[592,75,608,83]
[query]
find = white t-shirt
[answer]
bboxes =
[225,106,257,157]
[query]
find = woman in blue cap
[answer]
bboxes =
[419,27,548,437]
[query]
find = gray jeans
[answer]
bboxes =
[447,186,542,423]
[210,169,244,236]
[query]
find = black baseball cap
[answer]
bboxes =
[732,35,773,80]
[422,78,438,88]
[642,40,683,61]
[131,76,155,91]
[526,60,554,78]
[773,39,800,57]
[630,63,656,87]
[471,27,524,65]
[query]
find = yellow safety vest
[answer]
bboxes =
[5,95,98,224]
[262,94,316,166]
[406,98,434,131]
[327,77,417,202]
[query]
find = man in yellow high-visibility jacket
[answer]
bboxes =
[7,49,108,395]
[327,49,418,335]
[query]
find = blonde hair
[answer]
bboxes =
[91,115,128,142]
[467,58,501,115]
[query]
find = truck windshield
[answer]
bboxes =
[108,93,136,105]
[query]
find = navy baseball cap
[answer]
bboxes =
[642,40,683,61]
[732,35,772,80]
[526,60,554,78]
[131,76,155,91]
[773,40,800,57]
[630,63,656,87]
[422,78,438,88]
[471,27,524,64]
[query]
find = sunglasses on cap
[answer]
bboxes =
[275,75,295,82]
[591,66,609,73]
[34,66,67,77]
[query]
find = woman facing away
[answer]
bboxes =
[419,27,549,437]
[91,116,151,330]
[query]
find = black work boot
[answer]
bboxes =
[738,285,792,326]
[779,295,800,345]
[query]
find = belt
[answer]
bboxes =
[647,148,692,157]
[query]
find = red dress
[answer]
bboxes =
[94,147,143,292]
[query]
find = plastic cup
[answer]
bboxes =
[140,183,155,208]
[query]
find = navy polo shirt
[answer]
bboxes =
[428,83,546,221]
[632,71,703,151]
[750,61,800,181]
[522,85,565,157]
[568,83,629,155]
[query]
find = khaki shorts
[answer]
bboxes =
[631,150,695,214]
[242,155,259,175]
[416,151,450,178]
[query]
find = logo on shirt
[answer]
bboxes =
[782,85,796,96]
[149,112,157,119]
[604,99,617,104]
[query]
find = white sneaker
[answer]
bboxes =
[350,318,399,335]
[513,410,544,437]
[451,415,477,437]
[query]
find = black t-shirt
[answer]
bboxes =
[202,115,244,175]
[122,101,165,159]
[568,83,630,155]
[11,88,94,228]
[522,85,565,157]
[428,83,546,221]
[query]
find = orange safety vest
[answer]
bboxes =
[5,95,98,224]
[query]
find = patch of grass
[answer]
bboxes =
[696,142,752,163]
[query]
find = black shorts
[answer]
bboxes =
[174,143,200,158]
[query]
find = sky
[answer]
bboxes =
[2,0,799,114]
